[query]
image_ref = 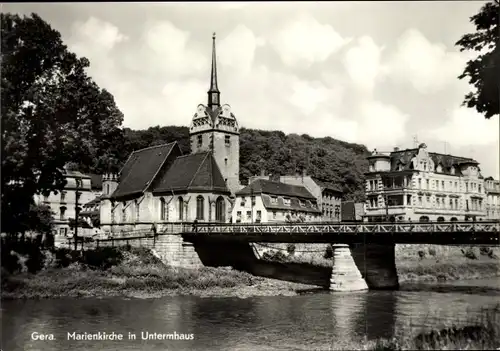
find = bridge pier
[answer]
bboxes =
[350,243,399,290]
[330,244,368,292]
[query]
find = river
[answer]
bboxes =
[2,278,499,351]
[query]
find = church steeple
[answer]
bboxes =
[208,32,220,110]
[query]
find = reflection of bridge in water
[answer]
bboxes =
[180,221,500,245]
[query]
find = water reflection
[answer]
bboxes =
[2,278,500,351]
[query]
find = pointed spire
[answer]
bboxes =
[208,32,220,109]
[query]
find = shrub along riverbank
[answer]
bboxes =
[357,305,500,350]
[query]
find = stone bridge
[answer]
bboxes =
[94,221,499,292]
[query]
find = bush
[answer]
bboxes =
[324,245,333,259]
[428,247,436,256]
[418,250,426,259]
[82,247,123,269]
[286,244,296,256]
[262,250,287,262]
[462,247,478,260]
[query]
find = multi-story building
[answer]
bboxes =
[364,143,487,222]
[231,178,322,223]
[248,171,343,222]
[99,34,238,234]
[485,177,500,220]
[34,170,99,236]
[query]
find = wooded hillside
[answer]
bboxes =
[120,126,370,201]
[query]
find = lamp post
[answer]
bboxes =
[74,177,81,251]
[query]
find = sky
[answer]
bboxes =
[4,1,499,178]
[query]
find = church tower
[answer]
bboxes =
[189,33,240,196]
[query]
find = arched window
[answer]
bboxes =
[178,197,184,221]
[437,216,445,222]
[160,198,166,221]
[196,195,204,220]
[135,200,140,221]
[216,196,225,222]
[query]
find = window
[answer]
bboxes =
[251,196,256,205]
[426,196,431,206]
[197,135,202,147]
[111,207,115,223]
[60,206,66,220]
[240,197,246,206]
[256,210,261,223]
[160,198,167,221]
[122,202,126,222]
[215,196,225,222]
[271,196,277,204]
[225,135,230,146]
[135,201,140,221]
[418,179,422,189]
[60,191,66,202]
[478,184,482,193]
[178,197,184,221]
[246,211,251,221]
[106,184,110,195]
[423,162,427,171]
[299,200,305,207]
[236,211,242,223]
[196,195,204,220]
[224,158,228,166]
[449,199,453,209]
[426,179,429,189]
[455,182,458,190]
[283,198,291,206]
[272,211,277,219]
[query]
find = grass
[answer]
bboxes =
[328,305,500,350]
[1,246,295,299]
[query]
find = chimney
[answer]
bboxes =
[260,169,266,177]
[270,173,280,182]
[394,147,400,151]
[302,168,307,177]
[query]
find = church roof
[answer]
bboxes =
[111,142,178,199]
[236,179,316,200]
[152,152,230,194]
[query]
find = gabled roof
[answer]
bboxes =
[152,152,230,194]
[260,194,321,214]
[311,177,343,193]
[111,142,178,199]
[384,148,479,176]
[83,196,101,207]
[236,179,316,200]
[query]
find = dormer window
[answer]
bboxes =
[299,200,305,207]
[283,198,291,206]
[225,135,230,146]
[271,196,278,204]
[197,135,202,147]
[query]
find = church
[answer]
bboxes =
[99,33,242,235]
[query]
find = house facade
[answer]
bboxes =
[100,33,238,235]
[364,143,487,222]
[231,179,322,223]
[248,172,342,221]
[33,170,99,236]
[485,177,500,220]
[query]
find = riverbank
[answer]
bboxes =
[358,305,500,350]
[2,244,499,300]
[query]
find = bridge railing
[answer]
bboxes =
[180,221,500,234]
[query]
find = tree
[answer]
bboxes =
[1,13,124,235]
[456,1,499,119]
